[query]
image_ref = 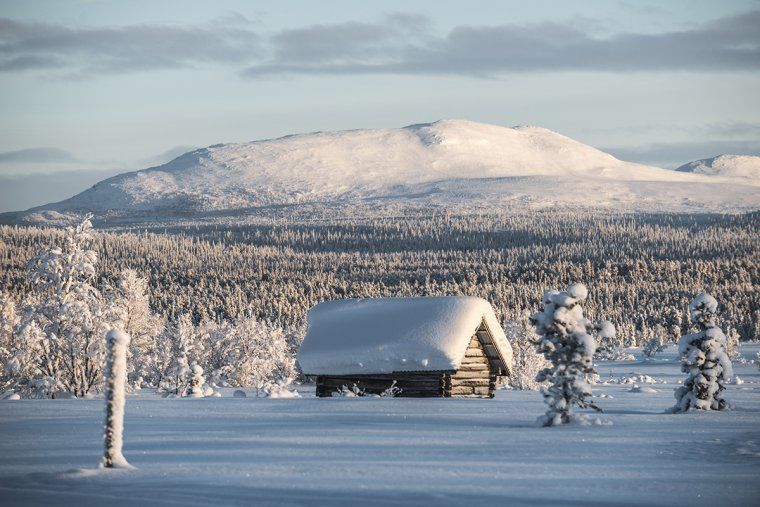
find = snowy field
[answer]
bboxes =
[2,345,759,506]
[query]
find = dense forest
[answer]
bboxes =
[2,211,757,347]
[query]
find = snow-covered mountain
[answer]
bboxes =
[675,154,760,183]
[6,120,759,225]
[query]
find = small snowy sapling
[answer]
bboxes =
[102,329,133,469]
[642,331,667,360]
[531,283,614,426]
[187,363,206,398]
[593,320,618,360]
[671,292,733,413]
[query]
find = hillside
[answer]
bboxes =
[675,154,760,182]
[5,120,759,225]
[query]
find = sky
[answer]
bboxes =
[1,0,759,212]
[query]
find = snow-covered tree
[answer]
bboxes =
[187,363,206,398]
[229,318,296,395]
[503,319,547,391]
[672,292,733,413]
[0,298,49,395]
[26,215,107,398]
[531,283,613,426]
[642,324,668,360]
[593,320,618,360]
[642,336,666,360]
[158,315,198,396]
[109,269,162,386]
[102,329,132,469]
[724,327,741,361]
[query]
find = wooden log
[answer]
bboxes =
[454,365,491,377]
[450,386,491,395]
[460,358,488,366]
[450,379,490,388]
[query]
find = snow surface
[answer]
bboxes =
[1,344,759,506]
[6,120,758,226]
[676,154,760,183]
[298,296,512,375]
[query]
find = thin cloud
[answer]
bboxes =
[0,147,79,164]
[243,10,760,77]
[1,10,758,78]
[0,168,123,213]
[0,16,260,75]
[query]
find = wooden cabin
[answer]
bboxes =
[297,297,513,398]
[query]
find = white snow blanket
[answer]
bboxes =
[298,296,513,375]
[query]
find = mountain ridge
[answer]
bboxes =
[4,120,758,225]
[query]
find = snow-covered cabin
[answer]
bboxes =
[297,297,513,398]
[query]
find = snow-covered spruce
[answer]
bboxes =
[187,363,206,398]
[672,293,733,413]
[531,283,614,426]
[102,329,132,469]
[593,320,618,360]
[642,336,667,360]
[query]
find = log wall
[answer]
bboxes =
[315,334,497,398]
[441,334,496,398]
[316,373,444,397]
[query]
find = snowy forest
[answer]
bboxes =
[0,211,757,398]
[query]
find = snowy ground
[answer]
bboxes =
[1,345,759,506]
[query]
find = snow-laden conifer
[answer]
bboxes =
[593,320,618,360]
[531,283,614,426]
[187,363,206,398]
[102,329,132,469]
[672,293,733,413]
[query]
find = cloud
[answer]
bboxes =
[0,16,260,75]
[699,121,760,139]
[0,168,123,212]
[243,10,760,77]
[605,139,760,168]
[0,147,79,164]
[1,10,758,78]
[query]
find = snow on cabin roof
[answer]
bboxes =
[297,296,513,375]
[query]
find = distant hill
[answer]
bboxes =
[675,154,760,182]
[4,120,758,226]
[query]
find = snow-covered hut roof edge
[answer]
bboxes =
[297,296,514,375]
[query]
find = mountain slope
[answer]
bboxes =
[7,120,759,224]
[675,154,760,183]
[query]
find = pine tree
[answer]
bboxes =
[531,283,613,426]
[110,269,162,386]
[672,293,733,413]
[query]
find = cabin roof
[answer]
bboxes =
[297,296,513,375]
